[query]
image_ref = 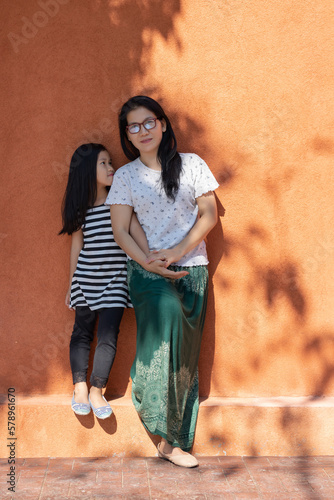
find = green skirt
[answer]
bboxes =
[127,260,209,451]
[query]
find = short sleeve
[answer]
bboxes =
[190,154,220,198]
[105,168,133,207]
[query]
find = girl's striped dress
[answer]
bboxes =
[70,204,132,310]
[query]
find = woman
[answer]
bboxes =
[106,96,219,467]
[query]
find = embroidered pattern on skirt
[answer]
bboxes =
[132,341,199,449]
[128,261,208,450]
[127,260,208,295]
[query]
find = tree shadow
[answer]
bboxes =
[199,195,225,396]
[198,139,334,495]
[3,0,184,398]
[262,263,306,318]
[303,330,334,397]
[3,0,228,407]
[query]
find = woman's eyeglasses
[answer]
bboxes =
[126,118,160,134]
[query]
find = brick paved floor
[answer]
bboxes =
[1,456,334,499]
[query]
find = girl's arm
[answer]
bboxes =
[129,212,150,256]
[146,191,218,267]
[110,205,188,279]
[65,229,83,308]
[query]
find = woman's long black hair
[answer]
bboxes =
[59,143,107,235]
[119,96,182,201]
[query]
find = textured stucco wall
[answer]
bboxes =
[1,0,334,403]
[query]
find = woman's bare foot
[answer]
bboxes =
[73,382,89,404]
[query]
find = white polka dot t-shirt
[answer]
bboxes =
[105,153,219,267]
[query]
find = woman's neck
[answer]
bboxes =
[139,153,161,171]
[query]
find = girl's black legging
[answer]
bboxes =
[69,306,124,388]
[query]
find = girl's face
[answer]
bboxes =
[96,150,114,188]
[126,106,166,157]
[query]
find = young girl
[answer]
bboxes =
[60,143,148,419]
[106,97,219,466]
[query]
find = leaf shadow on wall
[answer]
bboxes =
[13,0,225,423]
[14,0,183,400]
[203,147,334,466]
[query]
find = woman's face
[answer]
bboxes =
[126,106,166,156]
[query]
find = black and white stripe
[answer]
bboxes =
[70,205,132,310]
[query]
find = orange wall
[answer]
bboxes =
[1,0,334,400]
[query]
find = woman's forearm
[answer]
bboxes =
[129,212,150,256]
[174,209,218,260]
[146,192,218,266]
[114,226,149,267]
[111,205,188,279]
[110,205,147,265]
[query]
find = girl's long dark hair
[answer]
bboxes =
[59,143,107,235]
[119,96,182,201]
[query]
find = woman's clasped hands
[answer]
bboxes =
[144,248,188,279]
